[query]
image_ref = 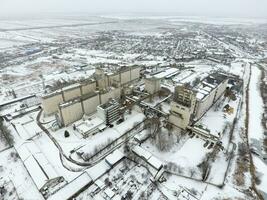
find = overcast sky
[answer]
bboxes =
[1,0,267,18]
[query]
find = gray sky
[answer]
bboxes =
[1,0,267,18]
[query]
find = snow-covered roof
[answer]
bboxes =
[16,141,60,190]
[48,172,92,200]
[15,121,42,140]
[132,145,152,160]
[16,124,30,140]
[195,72,228,101]
[147,156,163,170]
[153,67,179,79]
[18,115,34,125]
[113,195,122,200]
[132,146,163,170]
[104,188,115,198]
[105,150,124,166]
[75,117,105,136]
[77,112,145,160]
[196,92,205,100]
[95,180,105,189]
[24,156,49,190]
[86,159,113,181]
[0,94,36,107]
[203,81,216,89]
[202,85,213,92]
[134,130,149,142]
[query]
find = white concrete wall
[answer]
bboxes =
[97,106,106,122]
[145,79,160,94]
[195,89,216,120]
[63,87,81,101]
[82,95,100,115]
[109,74,120,87]
[169,101,192,129]
[100,92,111,105]
[121,70,131,85]
[42,93,63,115]
[112,88,121,98]
[214,79,228,101]
[131,67,140,81]
[97,78,108,90]
[60,102,83,126]
[81,82,96,95]
[100,88,121,105]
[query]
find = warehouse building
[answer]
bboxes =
[169,72,228,130]
[16,141,64,197]
[193,73,228,120]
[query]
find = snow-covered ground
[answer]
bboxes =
[77,159,163,200]
[248,66,264,141]
[198,95,240,136]
[162,173,248,200]
[248,65,267,196]
[52,110,145,161]
[0,148,44,200]
[142,136,211,174]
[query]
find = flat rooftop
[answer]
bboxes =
[195,72,228,100]
[147,67,179,79]
[98,99,119,110]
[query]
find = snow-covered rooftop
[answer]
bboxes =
[48,172,92,200]
[16,141,60,190]
[105,150,124,166]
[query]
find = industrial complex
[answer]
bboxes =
[0,15,267,200]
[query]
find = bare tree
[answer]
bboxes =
[197,158,210,181]
[139,191,147,200]
[0,119,14,146]
[104,177,112,187]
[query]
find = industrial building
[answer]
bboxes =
[47,172,92,200]
[193,73,228,120]
[97,99,121,125]
[94,66,141,90]
[132,145,163,171]
[42,80,97,115]
[144,67,180,94]
[145,77,161,94]
[169,73,229,133]
[169,84,197,129]
[58,92,99,126]
[74,117,106,138]
[41,66,141,126]
[16,141,64,197]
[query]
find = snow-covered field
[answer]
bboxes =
[248,66,267,196]
[0,148,43,200]
[142,136,211,174]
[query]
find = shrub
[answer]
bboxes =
[64,130,70,137]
